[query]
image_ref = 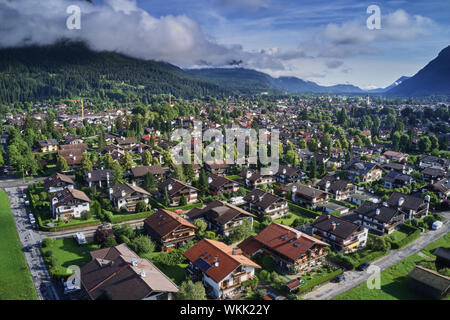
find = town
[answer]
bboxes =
[0,94,448,301]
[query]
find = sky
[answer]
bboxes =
[1,0,449,89]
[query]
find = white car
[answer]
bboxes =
[62,278,81,294]
[28,213,36,224]
[432,221,443,230]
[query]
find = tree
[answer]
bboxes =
[179,194,187,206]
[418,136,432,153]
[429,134,439,151]
[94,229,113,244]
[228,219,253,244]
[142,150,152,166]
[102,237,117,248]
[298,139,306,149]
[110,160,123,185]
[176,280,206,300]
[183,163,195,181]
[56,156,69,172]
[307,138,319,152]
[171,165,185,181]
[135,201,148,213]
[285,150,299,167]
[193,219,207,237]
[121,152,135,171]
[113,224,135,239]
[162,188,170,206]
[81,154,93,173]
[142,172,157,191]
[131,235,155,254]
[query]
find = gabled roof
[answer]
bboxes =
[387,192,425,211]
[311,214,361,240]
[111,183,150,199]
[131,165,167,178]
[144,209,197,238]
[81,243,178,300]
[355,202,398,223]
[243,189,286,210]
[52,188,91,206]
[44,173,75,190]
[408,265,450,293]
[184,239,260,283]
[208,173,237,189]
[241,223,328,262]
[187,200,255,225]
[158,178,199,196]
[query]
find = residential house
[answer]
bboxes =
[422,167,446,183]
[240,169,276,189]
[208,174,240,195]
[307,214,368,253]
[43,173,75,193]
[383,171,413,189]
[38,139,58,152]
[382,162,412,174]
[80,243,178,300]
[290,183,329,209]
[204,160,234,175]
[423,179,450,202]
[386,192,429,219]
[238,223,329,274]
[243,189,288,219]
[187,201,255,236]
[275,165,301,184]
[184,239,261,299]
[58,143,88,169]
[419,155,450,171]
[382,150,409,163]
[343,160,383,183]
[353,202,403,235]
[144,209,197,251]
[109,183,150,212]
[158,178,199,206]
[131,165,168,182]
[86,169,112,189]
[50,188,91,219]
[316,175,355,201]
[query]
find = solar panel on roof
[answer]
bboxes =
[194,258,212,272]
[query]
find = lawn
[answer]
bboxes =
[386,230,409,243]
[334,232,450,300]
[0,190,37,300]
[421,232,450,258]
[141,251,188,285]
[41,238,100,277]
[273,211,314,227]
[333,254,431,300]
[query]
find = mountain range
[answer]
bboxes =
[0,41,448,102]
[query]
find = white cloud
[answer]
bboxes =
[0,0,282,69]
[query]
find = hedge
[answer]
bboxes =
[109,211,153,223]
[287,202,321,219]
[297,269,343,294]
[148,196,203,211]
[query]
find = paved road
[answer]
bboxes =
[302,215,450,300]
[4,186,60,300]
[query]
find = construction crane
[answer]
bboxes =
[67,99,84,120]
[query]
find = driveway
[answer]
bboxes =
[302,219,450,300]
[4,186,60,300]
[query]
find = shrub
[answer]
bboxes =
[135,201,148,213]
[131,235,155,254]
[42,238,54,248]
[43,250,53,258]
[102,237,117,248]
[81,210,92,220]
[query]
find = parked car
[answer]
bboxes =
[28,213,36,224]
[333,274,345,283]
[357,261,370,271]
[62,278,81,294]
[75,232,87,245]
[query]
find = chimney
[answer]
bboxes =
[88,172,92,179]
[232,248,237,256]
[208,177,213,184]
[214,258,219,267]
[398,197,405,207]
[331,222,337,230]
[327,214,331,219]
[376,208,381,215]
[121,190,126,197]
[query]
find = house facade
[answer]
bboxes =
[109,183,150,212]
[50,188,91,219]
[243,189,289,219]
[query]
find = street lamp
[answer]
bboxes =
[22,164,25,185]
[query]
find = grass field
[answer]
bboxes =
[334,233,450,300]
[141,251,188,285]
[41,238,100,277]
[0,190,38,300]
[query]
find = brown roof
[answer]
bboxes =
[144,209,197,238]
[131,165,167,178]
[243,189,286,210]
[59,143,88,151]
[208,173,237,189]
[187,200,255,225]
[111,183,150,199]
[158,178,199,197]
[248,223,328,261]
[184,239,260,283]
[81,244,178,300]
[43,173,75,190]
[52,188,91,206]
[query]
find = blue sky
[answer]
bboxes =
[93,0,450,88]
[2,0,448,89]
